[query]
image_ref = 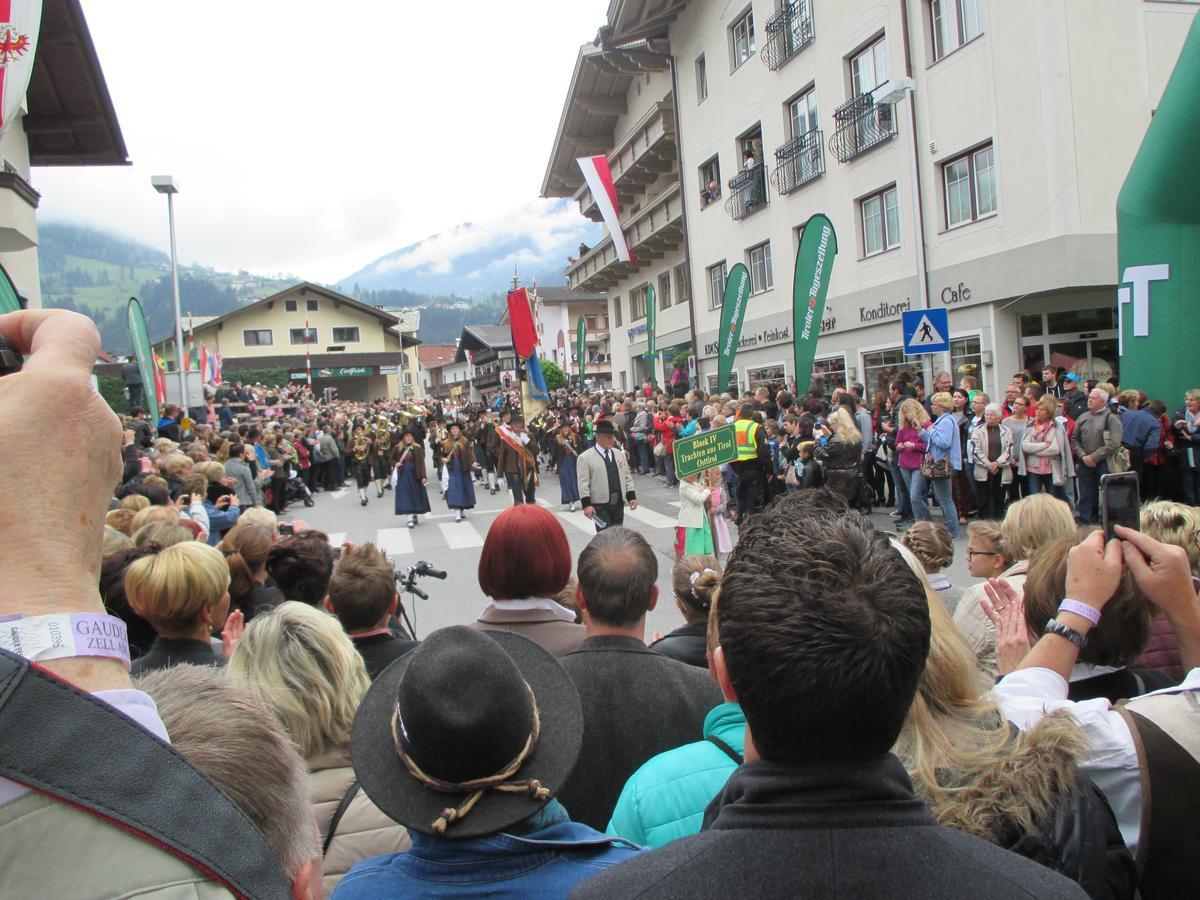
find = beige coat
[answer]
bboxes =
[953,561,1030,681]
[471,605,587,657]
[309,747,411,897]
[968,423,1015,484]
[676,479,711,529]
[576,444,635,508]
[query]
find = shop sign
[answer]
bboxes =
[939,282,972,305]
[290,366,374,380]
[626,322,648,342]
[859,299,912,323]
[673,424,738,479]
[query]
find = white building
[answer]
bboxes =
[546,0,1197,399]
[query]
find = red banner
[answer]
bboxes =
[507,288,538,360]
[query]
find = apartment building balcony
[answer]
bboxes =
[771,129,825,195]
[0,170,40,252]
[566,182,683,292]
[574,97,677,220]
[762,1,814,71]
[829,91,896,163]
[725,163,768,221]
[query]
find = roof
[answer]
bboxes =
[152,282,400,344]
[455,324,513,362]
[418,344,458,370]
[26,0,130,166]
[382,308,421,332]
[605,0,689,43]
[533,285,607,304]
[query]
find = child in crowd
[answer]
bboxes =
[674,471,714,557]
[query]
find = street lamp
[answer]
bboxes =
[151,175,187,410]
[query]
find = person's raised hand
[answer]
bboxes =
[0,310,121,620]
[1116,525,1195,620]
[220,608,245,660]
[1064,529,1123,612]
[980,579,1031,676]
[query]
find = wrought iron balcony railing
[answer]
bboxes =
[762,1,815,71]
[770,129,825,195]
[829,91,896,163]
[725,163,768,220]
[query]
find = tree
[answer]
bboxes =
[540,359,566,391]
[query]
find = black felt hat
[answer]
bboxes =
[593,419,616,436]
[351,627,583,839]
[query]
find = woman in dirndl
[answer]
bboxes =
[674,471,714,558]
[442,421,476,522]
[392,430,431,528]
[556,420,584,512]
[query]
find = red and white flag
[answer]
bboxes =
[0,1,39,140]
[576,155,633,263]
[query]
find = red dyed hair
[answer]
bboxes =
[478,505,572,600]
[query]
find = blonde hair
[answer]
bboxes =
[158,453,193,478]
[827,407,862,445]
[1000,494,1075,561]
[228,601,371,758]
[671,554,721,620]
[125,541,231,634]
[929,391,954,414]
[133,522,194,549]
[966,520,1011,565]
[153,438,178,455]
[131,505,179,534]
[198,460,226,484]
[1034,394,1058,420]
[105,507,137,536]
[238,507,278,533]
[900,521,954,572]
[1140,500,1200,577]
[102,525,133,557]
[119,493,151,513]
[899,398,930,429]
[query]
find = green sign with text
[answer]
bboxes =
[291,366,374,380]
[672,423,738,479]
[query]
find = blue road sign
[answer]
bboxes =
[902,308,950,354]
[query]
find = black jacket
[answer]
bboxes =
[351,631,418,681]
[649,623,708,669]
[130,637,221,676]
[573,755,1088,899]
[558,635,723,830]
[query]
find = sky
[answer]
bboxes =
[29,1,609,284]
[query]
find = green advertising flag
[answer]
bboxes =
[716,263,751,394]
[646,282,657,385]
[0,263,21,314]
[792,213,838,396]
[673,423,738,479]
[1116,13,1200,407]
[576,315,586,386]
[126,297,159,422]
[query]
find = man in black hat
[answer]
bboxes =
[334,627,640,898]
[494,415,539,505]
[575,419,636,532]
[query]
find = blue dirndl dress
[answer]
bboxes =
[445,448,476,510]
[393,447,431,515]
[559,448,581,504]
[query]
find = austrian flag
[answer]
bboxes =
[576,155,634,263]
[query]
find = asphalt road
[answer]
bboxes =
[284,450,978,641]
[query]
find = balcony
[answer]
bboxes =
[762,1,814,71]
[0,170,40,252]
[574,97,677,221]
[829,91,896,163]
[771,129,825,195]
[724,163,768,221]
[566,182,684,292]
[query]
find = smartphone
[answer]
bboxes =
[1100,471,1139,543]
[278,522,295,536]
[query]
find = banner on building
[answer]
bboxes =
[576,155,633,262]
[126,297,159,421]
[576,315,586,386]
[716,263,751,395]
[646,283,657,386]
[792,213,839,396]
[0,1,40,140]
[0,262,20,313]
[1116,12,1200,407]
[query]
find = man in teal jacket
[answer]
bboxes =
[606,701,745,848]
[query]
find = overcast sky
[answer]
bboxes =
[29,1,608,283]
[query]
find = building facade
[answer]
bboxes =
[525,285,613,387]
[549,0,1197,399]
[152,282,418,402]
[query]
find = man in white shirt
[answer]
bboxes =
[577,420,637,532]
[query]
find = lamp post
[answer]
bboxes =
[151,175,187,409]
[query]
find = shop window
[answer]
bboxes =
[674,263,691,306]
[746,364,786,392]
[747,241,774,294]
[1019,314,1043,337]
[1046,308,1116,334]
[243,329,273,347]
[943,143,996,228]
[862,347,923,396]
[706,371,741,395]
[707,260,728,310]
[950,336,982,385]
[812,357,848,396]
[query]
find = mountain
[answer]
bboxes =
[339,200,601,298]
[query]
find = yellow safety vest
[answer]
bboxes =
[734,418,760,461]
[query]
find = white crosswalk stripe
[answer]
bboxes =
[376,527,414,557]
[556,511,597,535]
[330,490,348,500]
[624,504,678,530]
[438,520,485,549]
[326,532,347,547]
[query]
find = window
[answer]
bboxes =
[730,8,755,69]
[284,299,298,312]
[863,348,923,396]
[812,356,848,397]
[787,87,819,138]
[243,329,273,347]
[658,271,672,309]
[585,314,599,331]
[707,261,728,310]
[331,326,360,343]
[851,36,889,96]
[306,298,319,312]
[707,371,741,395]
[860,185,900,256]
[931,0,983,61]
[695,54,708,102]
[613,295,623,327]
[950,336,982,385]
[944,143,996,228]
[631,284,649,321]
[674,263,691,306]
[289,327,318,345]
[699,156,721,208]
[746,364,785,392]
[747,242,774,294]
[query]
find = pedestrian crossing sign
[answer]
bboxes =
[902,308,950,354]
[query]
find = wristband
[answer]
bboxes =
[1057,599,1101,627]
[1044,618,1088,649]
[0,613,131,669]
